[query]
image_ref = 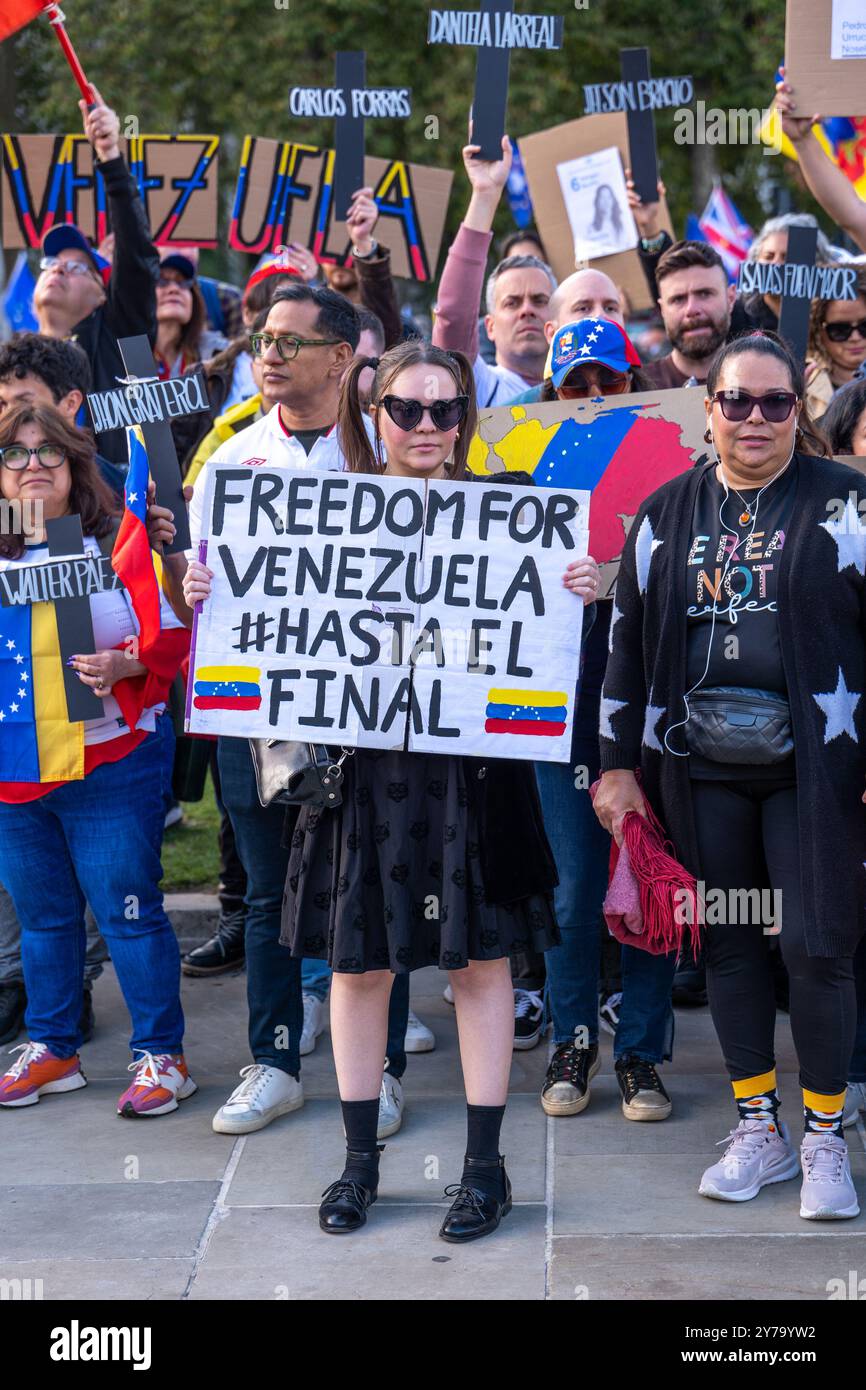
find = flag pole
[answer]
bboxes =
[43,3,95,104]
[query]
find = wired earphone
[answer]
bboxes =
[661,425,797,756]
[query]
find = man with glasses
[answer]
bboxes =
[33,86,159,467]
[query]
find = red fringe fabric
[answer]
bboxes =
[590,774,701,957]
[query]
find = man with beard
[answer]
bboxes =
[643,242,736,389]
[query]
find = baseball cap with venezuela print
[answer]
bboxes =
[550,318,642,389]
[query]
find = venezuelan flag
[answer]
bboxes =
[193,665,262,712]
[485,689,568,738]
[0,591,85,792]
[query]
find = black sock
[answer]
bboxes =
[463,1103,507,1200]
[339,1098,381,1189]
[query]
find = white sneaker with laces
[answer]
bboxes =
[300,993,326,1056]
[404,1009,435,1053]
[800,1132,860,1220]
[842,1081,866,1129]
[699,1117,799,1201]
[212,1064,304,1134]
[377,1071,404,1138]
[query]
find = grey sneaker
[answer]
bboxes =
[377,1071,404,1139]
[843,1082,866,1129]
[799,1133,860,1220]
[699,1118,799,1201]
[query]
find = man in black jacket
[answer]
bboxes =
[33,87,159,467]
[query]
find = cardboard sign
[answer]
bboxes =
[1,134,220,250]
[518,112,675,311]
[87,370,209,436]
[427,0,564,162]
[229,136,452,282]
[468,387,710,599]
[44,516,104,722]
[186,468,588,763]
[0,553,121,607]
[785,0,866,116]
[290,52,412,220]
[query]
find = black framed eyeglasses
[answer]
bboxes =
[712,389,798,423]
[0,443,66,470]
[249,332,341,361]
[380,395,469,432]
[824,318,866,343]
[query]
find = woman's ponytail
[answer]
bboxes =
[337,357,381,474]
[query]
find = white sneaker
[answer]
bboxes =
[443,982,455,1005]
[699,1117,799,1201]
[212,1064,304,1134]
[404,1009,435,1053]
[300,993,326,1056]
[842,1081,866,1128]
[378,1071,404,1138]
[800,1132,860,1220]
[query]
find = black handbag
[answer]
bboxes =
[249,739,353,809]
[685,687,793,765]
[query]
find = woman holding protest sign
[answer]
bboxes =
[0,403,193,1120]
[183,339,599,1241]
[594,330,866,1221]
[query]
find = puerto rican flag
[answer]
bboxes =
[690,183,754,282]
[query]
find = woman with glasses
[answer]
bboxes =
[184,340,599,1242]
[538,317,649,402]
[594,330,866,1221]
[806,265,866,418]
[154,253,225,382]
[0,404,192,1119]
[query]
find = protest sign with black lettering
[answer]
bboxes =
[186,468,588,762]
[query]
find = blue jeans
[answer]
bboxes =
[0,722,184,1058]
[535,752,676,1062]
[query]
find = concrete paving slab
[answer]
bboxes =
[187,1202,546,1300]
[547,1232,866,1301]
[0,1183,219,1261]
[0,1259,194,1301]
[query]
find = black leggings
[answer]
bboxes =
[690,777,856,1096]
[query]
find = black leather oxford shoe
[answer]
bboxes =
[318,1151,381,1234]
[439,1156,513,1243]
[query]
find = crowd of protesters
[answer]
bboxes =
[1,66,866,1242]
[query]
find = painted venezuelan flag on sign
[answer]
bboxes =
[193,665,262,712]
[0,593,85,786]
[485,689,568,738]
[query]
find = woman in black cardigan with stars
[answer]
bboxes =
[594,331,866,1222]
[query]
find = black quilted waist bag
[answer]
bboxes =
[684,687,793,765]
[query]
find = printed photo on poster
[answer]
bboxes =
[555,145,638,263]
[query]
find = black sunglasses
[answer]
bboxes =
[380,395,469,432]
[824,318,866,343]
[561,365,630,394]
[712,389,798,423]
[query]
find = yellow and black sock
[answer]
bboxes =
[732,1069,780,1128]
[802,1088,845,1138]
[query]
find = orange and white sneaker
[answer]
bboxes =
[117,1051,197,1118]
[0,1041,87,1107]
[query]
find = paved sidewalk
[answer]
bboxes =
[1,963,865,1300]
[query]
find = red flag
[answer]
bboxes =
[0,0,46,42]
[112,429,162,654]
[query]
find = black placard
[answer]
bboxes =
[114,336,195,555]
[0,553,121,608]
[288,52,413,221]
[45,515,104,723]
[87,370,209,438]
[776,224,819,367]
[620,48,660,207]
[427,1,564,162]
